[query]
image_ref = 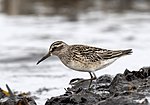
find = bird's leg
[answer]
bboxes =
[88,72,97,88]
[70,72,97,89]
[91,72,97,80]
[70,72,93,86]
[88,72,93,88]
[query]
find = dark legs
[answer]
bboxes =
[88,72,97,88]
[70,72,97,89]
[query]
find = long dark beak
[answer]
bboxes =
[36,52,51,65]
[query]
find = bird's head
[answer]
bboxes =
[36,41,68,65]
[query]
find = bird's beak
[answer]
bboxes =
[36,52,51,65]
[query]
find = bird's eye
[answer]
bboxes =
[51,47,57,52]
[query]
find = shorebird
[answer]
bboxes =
[37,41,132,89]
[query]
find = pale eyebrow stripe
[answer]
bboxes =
[52,42,63,46]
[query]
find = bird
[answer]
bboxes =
[36,41,132,89]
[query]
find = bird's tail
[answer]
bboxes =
[121,49,132,55]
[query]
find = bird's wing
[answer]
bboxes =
[97,50,124,59]
[96,49,132,59]
[69,45,107,62]
[69,45,129,62]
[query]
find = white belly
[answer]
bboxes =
[61,58,118,72]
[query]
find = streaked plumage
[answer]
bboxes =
[37,41,132,89]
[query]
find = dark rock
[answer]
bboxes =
[0,84,37,105]
[45,67,150,105]
[124,67,150,81]
[46,88,101,105]
[97,93,148,105]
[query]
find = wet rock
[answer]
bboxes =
[45,67,150,105]
[97,93,148,105]
[0,84,37,105]
[46,88,102,105]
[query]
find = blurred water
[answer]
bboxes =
[1,1,150,105]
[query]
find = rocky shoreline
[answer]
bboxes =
[45,67,150,105]
[0,84,36,105]
[0,67,150,105]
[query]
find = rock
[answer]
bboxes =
[0,84,37,105]
[97,93,148,105]
[45,67,150,105]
